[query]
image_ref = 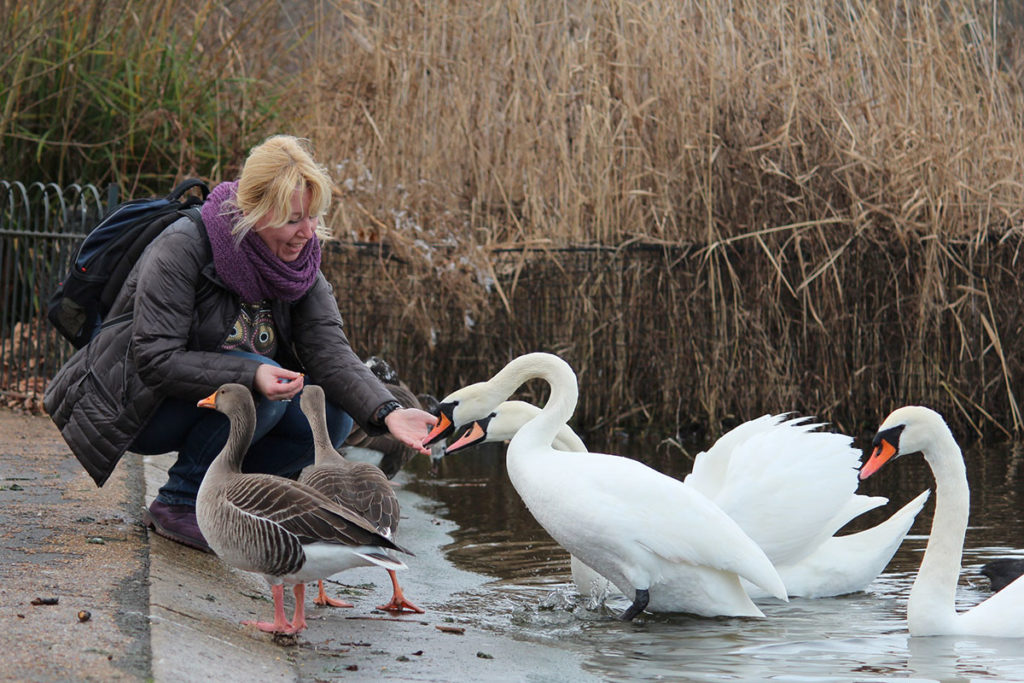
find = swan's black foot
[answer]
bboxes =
[620,588,649,621]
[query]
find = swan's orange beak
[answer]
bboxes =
[859,438,897,480]
[197,391,218,409]
[446,422,488,455]
[424,401,458,446]
[424,411,452,445]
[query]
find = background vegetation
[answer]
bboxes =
[4,0,1024,443]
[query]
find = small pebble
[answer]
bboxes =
[77,610,91,622]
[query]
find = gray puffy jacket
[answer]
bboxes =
[44,216,396,486]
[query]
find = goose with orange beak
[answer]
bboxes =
[195,383,412,634]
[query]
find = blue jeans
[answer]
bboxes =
[130,351,353,507]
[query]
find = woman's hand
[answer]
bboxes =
[254,364,304,401]
[385,408,439,455]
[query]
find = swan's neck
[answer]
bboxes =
[507,357,578,458]
[211,401,256,475]
[481,355,559,408]
[909,437,969,627]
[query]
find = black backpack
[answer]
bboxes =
[47,178,210,349]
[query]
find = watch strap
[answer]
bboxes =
[373,399,402,425]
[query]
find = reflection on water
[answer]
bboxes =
[404,436,1024,681]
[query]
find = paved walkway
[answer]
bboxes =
[0,410,598,682]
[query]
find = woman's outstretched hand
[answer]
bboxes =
[254,364,304,401]
[385,408,439,455]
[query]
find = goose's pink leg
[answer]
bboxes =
[243,583,292,633]
[286,583,308,633]
[377,570,424,614]
[313,579,354,608]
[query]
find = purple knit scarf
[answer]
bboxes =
[201,181,321,303]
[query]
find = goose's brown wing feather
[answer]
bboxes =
[299,463,401,535]
[387,382,420,409]
[221,474,408,553]
[343,434,416,479]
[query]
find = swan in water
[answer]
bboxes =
[860,405,1024,637]
[445,398,927,600]
[425,352,789,619]
[444,400,608,599]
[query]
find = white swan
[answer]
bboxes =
[445,399,927,600]
[444,400,610,599]
[425,353,789,619]
[860,405,1024,637]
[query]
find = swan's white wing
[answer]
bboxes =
[697,417,863,566]
[747,489,930,598]
[512,449,788,601]
[956,573,1024,637]
[685,414,785,498]
[820,494,889,537]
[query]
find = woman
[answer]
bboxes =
[44,135,436,552]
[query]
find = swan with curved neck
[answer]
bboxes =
[196,383,410,634]
[446,400,610,598]
[860,405,1024,637]
[446,400,928,600]
[426,352,788,619]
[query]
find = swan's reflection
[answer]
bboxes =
[907,634,1024,682]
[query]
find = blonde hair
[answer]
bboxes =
[230,135,333,239]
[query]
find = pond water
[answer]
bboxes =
[402,431,1024,682]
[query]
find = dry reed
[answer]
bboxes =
[311,1,1024,440]
[5,0,1024,441]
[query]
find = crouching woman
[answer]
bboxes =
[44,135,436,552]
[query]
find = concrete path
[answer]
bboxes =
[1,410,598,682]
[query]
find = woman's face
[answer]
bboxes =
[255,186,317,262]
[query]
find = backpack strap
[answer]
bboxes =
[96,208,206,313]
[167,179,210,202]
[181,205,203,227]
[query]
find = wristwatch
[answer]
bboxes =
[373,400,402,425]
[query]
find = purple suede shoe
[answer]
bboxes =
[143,500,212,553]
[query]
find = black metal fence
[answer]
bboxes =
[0,181,118,411]
[5,180,1024,442]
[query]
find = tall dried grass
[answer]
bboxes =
[314,1,1024,438]
[5,0,1024,439]
[0,0,295,192]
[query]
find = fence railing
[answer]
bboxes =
[5,181,1024,442]
[0,181,116,411]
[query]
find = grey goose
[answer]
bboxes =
[298,384,423,613]
[195,383,411,634]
